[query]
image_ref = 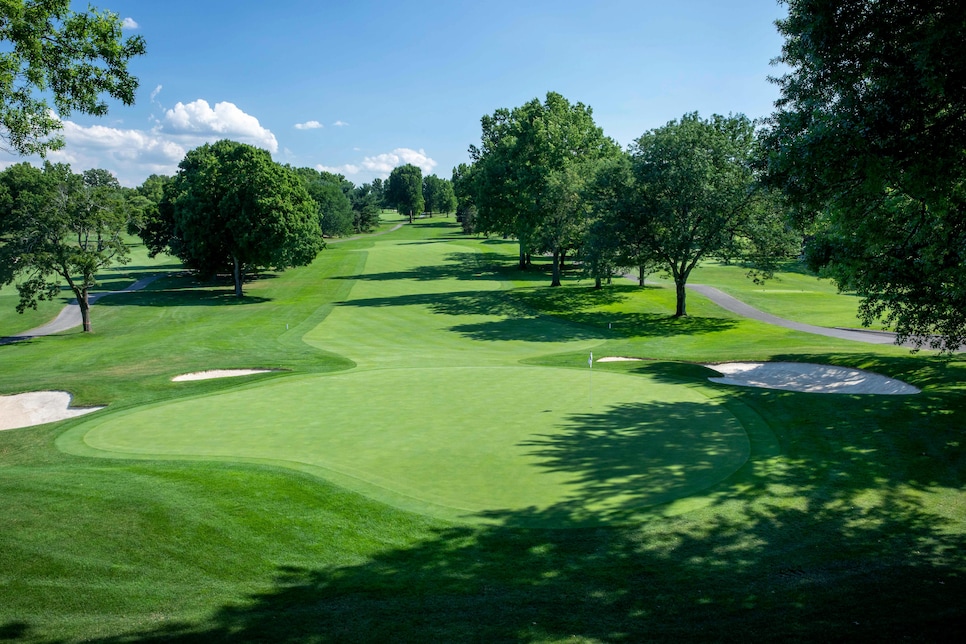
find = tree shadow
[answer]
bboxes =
[332,252,506,283]
[95,288,271,307]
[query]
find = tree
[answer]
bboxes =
[761,0,966,352]
[0,162,129,332]
[585,154,659,289]
[350,183,381,233]
[422,174,456,216]
[386,164,423,223]
[469,92,620,281]
[628,113,793,317]
[153,140,324,297]
[452,163,477,234]
[290,168,354,237]
[0,0,146,155]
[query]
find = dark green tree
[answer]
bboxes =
[452,163,477,234]
[386,164,423,223]
[762,0,966,352]
[0,0,146,155]
[469,92,620,282]
[629,113,793,316]
[155,140,324,297]
[422,174,457,216]
[0,162,130,332]
[585,154,658,289]
[350,183,381,233]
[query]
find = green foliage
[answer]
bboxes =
[613,113,794,316]
[422,173,456,214]
[157,140,324,297]
[763,0,966,352]
[0,161,130,331]
[386,163,424,222]
[468,91,620,280]
[349,182,381,233]
[0,0,145,155]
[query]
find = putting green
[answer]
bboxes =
[63,365,749,525]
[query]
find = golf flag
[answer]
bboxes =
[589,352,593,369]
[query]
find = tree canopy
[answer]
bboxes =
[762,0,966,351]
[152,140,324,297]
[386,164,423,223]
[422,174,456,215]
[603,113,792,316]
[0,0,146,155]
[469,92,620,282]
[0,161,130,331]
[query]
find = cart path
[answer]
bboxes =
[0,274,164,345]
[686,283,924,348]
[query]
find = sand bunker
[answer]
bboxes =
[0,391,104,431]
[596,356,644,363]
[172,369,276,382]
[703,362,920,395]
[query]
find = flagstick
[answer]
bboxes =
[588,352,593,408]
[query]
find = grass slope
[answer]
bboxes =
[1,218,964,642]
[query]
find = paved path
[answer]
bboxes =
[0,274,164,345]
[685,283,926,348]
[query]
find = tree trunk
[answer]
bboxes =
[675,278,688,317]
[233,254,243,297]
[79,289,92,332]
[594,276,602,289]
[551,249,561,287]
[519,242,527,270]
[638,264,646,287]
[408,210,414,223]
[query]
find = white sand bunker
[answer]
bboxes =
[172,369,276,382]
[703,362,920,395]
[596,356,644,363]
[0,391,104,431]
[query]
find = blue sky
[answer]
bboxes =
[6,0,789,187]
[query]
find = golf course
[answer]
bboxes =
[2,216,964,641]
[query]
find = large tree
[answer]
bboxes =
[0,162,130,332]
[152,140,324,297]
[469,92,620,282]
[349,183,381,233]
[422,174,456,216]
[0,0,145,155]
[627,113,793,317]
[761,0,966,352]
[291,168,354,237]
[386,164,423,223]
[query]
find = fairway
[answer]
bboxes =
[63,366,749,524]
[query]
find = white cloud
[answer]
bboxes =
[294,120,323,130]
[163,99,278,153]
[150,84,162,103]
[360,148,437,176]
[122,17,138,29]
[317,163,361,176]
[333,120,349,127]
[39,120,187,185]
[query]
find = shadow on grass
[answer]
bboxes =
[20,361,966,642]
[96,288,270,307]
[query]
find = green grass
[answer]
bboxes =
[661,259,886,330]
[1,219,964,642]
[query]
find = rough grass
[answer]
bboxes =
[1,218,964,642]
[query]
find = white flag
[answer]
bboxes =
[588,352,593,368]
